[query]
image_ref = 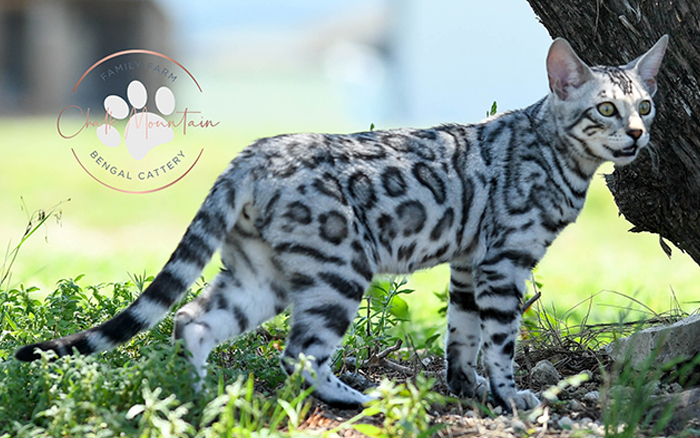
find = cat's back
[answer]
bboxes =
[234,125,486,201]
[226,124,488,273]
[243,126,476,172]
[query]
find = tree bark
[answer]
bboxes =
[525,0,700,265]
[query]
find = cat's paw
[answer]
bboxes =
[495,388,540,412]
[319,392,374,410]
[97,80,175,160]
[312,375,374,410]
[447,369,489,400]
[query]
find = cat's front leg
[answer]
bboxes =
[474,250,540,411]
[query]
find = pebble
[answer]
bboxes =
[583,390,600,404]
[557,416,574,430]
[531,360,561,387]
[342,356,357,371]
[656,381,684,395]
[646,380,660,395]
[510,419,527,432]
[577,417,592,427]
[670,382,683,394]
[339,372,373,391]
[568,399,582,411]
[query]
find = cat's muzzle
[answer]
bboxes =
[613,145,638,158]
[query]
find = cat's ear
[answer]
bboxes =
[625,35,669,96]
[547,38,594,101]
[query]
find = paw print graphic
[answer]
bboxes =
[96,80,176,160]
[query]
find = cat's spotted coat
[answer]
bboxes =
[16,36,668,411]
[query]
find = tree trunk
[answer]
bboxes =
[525,0,700,265]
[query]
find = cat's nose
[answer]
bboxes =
[627,129,643,141]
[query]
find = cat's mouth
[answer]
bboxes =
[610,145,638,158]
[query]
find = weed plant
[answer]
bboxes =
[1,204,453,437]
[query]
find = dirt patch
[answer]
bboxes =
[294,337,697,437]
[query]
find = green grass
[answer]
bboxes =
[0,265,446,437]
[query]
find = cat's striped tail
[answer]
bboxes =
[15,164,252,362]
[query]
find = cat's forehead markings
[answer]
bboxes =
[630,81,648,99]
[597,66,634,95]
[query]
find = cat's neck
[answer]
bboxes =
[526,96,605,181]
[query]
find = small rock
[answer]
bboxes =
[647,380,661,395]
[464,410,478,418]
[548,413,560,428]
[568,399,582,411]
[492,406,503,415]
[531,360,561,387]
[342,356,357,371]
[510,419,527,432]
[609,384,640,403]
[591,424,606,436]
[670,383,683,394]
[558,416,574,430]
[578,417,593,427]
[339,372,373,391]
[583,390,600,405]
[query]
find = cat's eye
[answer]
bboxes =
[597,102,617,117]
[639,100,652,115]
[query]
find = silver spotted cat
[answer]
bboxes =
[16,36,668,411]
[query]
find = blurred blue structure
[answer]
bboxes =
[0,0,170,115]
[0,0,551,127]
[160,0,552,127]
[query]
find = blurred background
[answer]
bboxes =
[1,0,697,328]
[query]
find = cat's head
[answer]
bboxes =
[546,35,668,166]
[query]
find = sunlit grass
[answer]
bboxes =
[1,118,255,290]
[2,119,697,326]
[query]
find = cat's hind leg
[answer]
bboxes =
[173,229,288,385]
[280,268,373,409]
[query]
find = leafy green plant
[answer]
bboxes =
[198,358,314,438]
[486,101,498,117]
[0,280,314,438]
[343,277,414,366]
[332,376,447,438]
[128,271,155,294]
[127,384,195,438]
